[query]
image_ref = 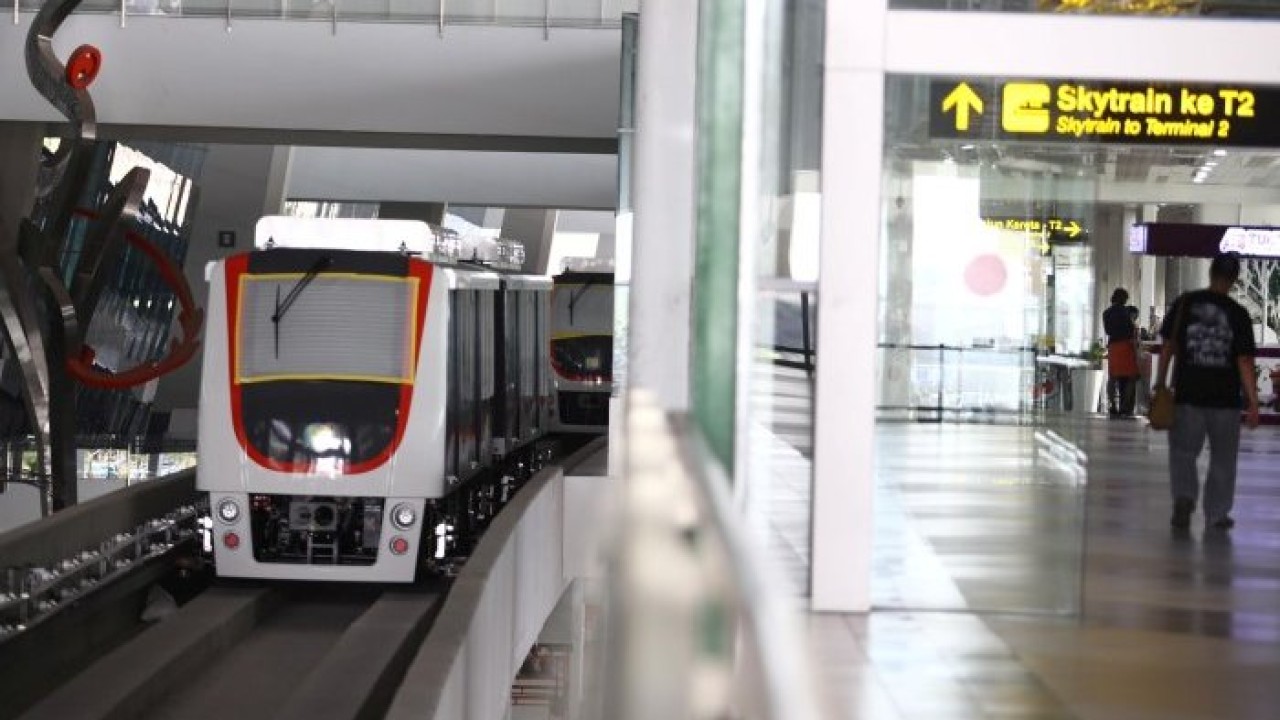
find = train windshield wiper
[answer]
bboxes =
[567,277,599,326]
[272,255,332,358]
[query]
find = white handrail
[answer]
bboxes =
[607,390,825,720]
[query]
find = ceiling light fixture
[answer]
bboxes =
[1213,149,1227,157]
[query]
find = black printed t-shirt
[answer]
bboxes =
[1159,290,1257,408]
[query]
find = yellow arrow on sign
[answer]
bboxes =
[942,82,984,132]
[1064,220,1082,238]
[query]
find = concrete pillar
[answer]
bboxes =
[445,205,487,228]
[879,162,913,407]
[1091,204,1132,344]
[501,208,557,275]
[0,123,43,239]
[594,233,615,261]
[483,207,506,230]
[152,144,296,420]
[379,201,446,226]
[1156,205,1204,303]
[263,146,293,216]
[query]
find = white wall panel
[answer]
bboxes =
[466,546,517,720]
[389,465,578,720]
[563,475,617,578]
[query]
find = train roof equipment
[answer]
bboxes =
[255,216,435,254]
[254,216,528,272]
[558,256,615,275]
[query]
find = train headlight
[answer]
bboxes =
[216,498,241,525]
[391,503,417,531]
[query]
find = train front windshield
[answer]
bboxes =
[235,266,419,473]
[550,275,614,384]
[551,336,613,383]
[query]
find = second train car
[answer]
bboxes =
[548,259,614,433]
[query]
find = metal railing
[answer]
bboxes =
[761,288,816,378]
[877,342,1040,422]
[10,0,635,30]
[0,468,203,641]
[606,391,822,720]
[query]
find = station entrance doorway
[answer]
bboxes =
[872,74,1280,614]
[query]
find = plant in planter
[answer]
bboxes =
[1084,340,1107,370]
[1072,340,1108,414]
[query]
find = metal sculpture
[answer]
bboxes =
[0,0,205,514]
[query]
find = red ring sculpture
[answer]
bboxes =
[67,209,204,389]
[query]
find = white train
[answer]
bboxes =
[197,218,552,582]
[549,260,614,433]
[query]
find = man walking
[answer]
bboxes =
[1157,253,1259,530]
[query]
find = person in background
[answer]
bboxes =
[1103,288,1139,418]
[1157,253,1260,531]
[1129,305,1152,414]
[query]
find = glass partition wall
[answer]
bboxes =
[872,76,1097,613]
[689,0,825,598]
[889,0,1280,17]
[814,7,1280,614]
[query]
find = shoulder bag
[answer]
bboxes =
[1148,297,1187,431]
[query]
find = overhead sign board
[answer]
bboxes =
[931,79,1280,146]
[1129,222,1280,258]
[1220,227,1280,257]
[1128,224,1148,253]
[982,216,1085,239]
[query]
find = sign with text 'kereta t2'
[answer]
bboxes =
[930,79,1280,147]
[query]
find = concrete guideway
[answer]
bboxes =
[10,437,608,720]
[19,581,445,720]
[19,584,282,720]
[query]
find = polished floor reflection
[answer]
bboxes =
[810,420,1280,720]
[750,360,815,597]
[873,423,1086,614]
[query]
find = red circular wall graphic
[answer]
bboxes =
[964,253,1007,296]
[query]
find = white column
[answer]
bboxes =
[626,0,698,412]
[811,1,887,613]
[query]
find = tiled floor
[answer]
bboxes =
[790,417,1280,719]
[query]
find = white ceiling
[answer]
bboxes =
[890,142,1280,206]
[0,15,621,140]
[286,146,617,209]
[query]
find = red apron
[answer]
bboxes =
[1108,340,1139,379]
